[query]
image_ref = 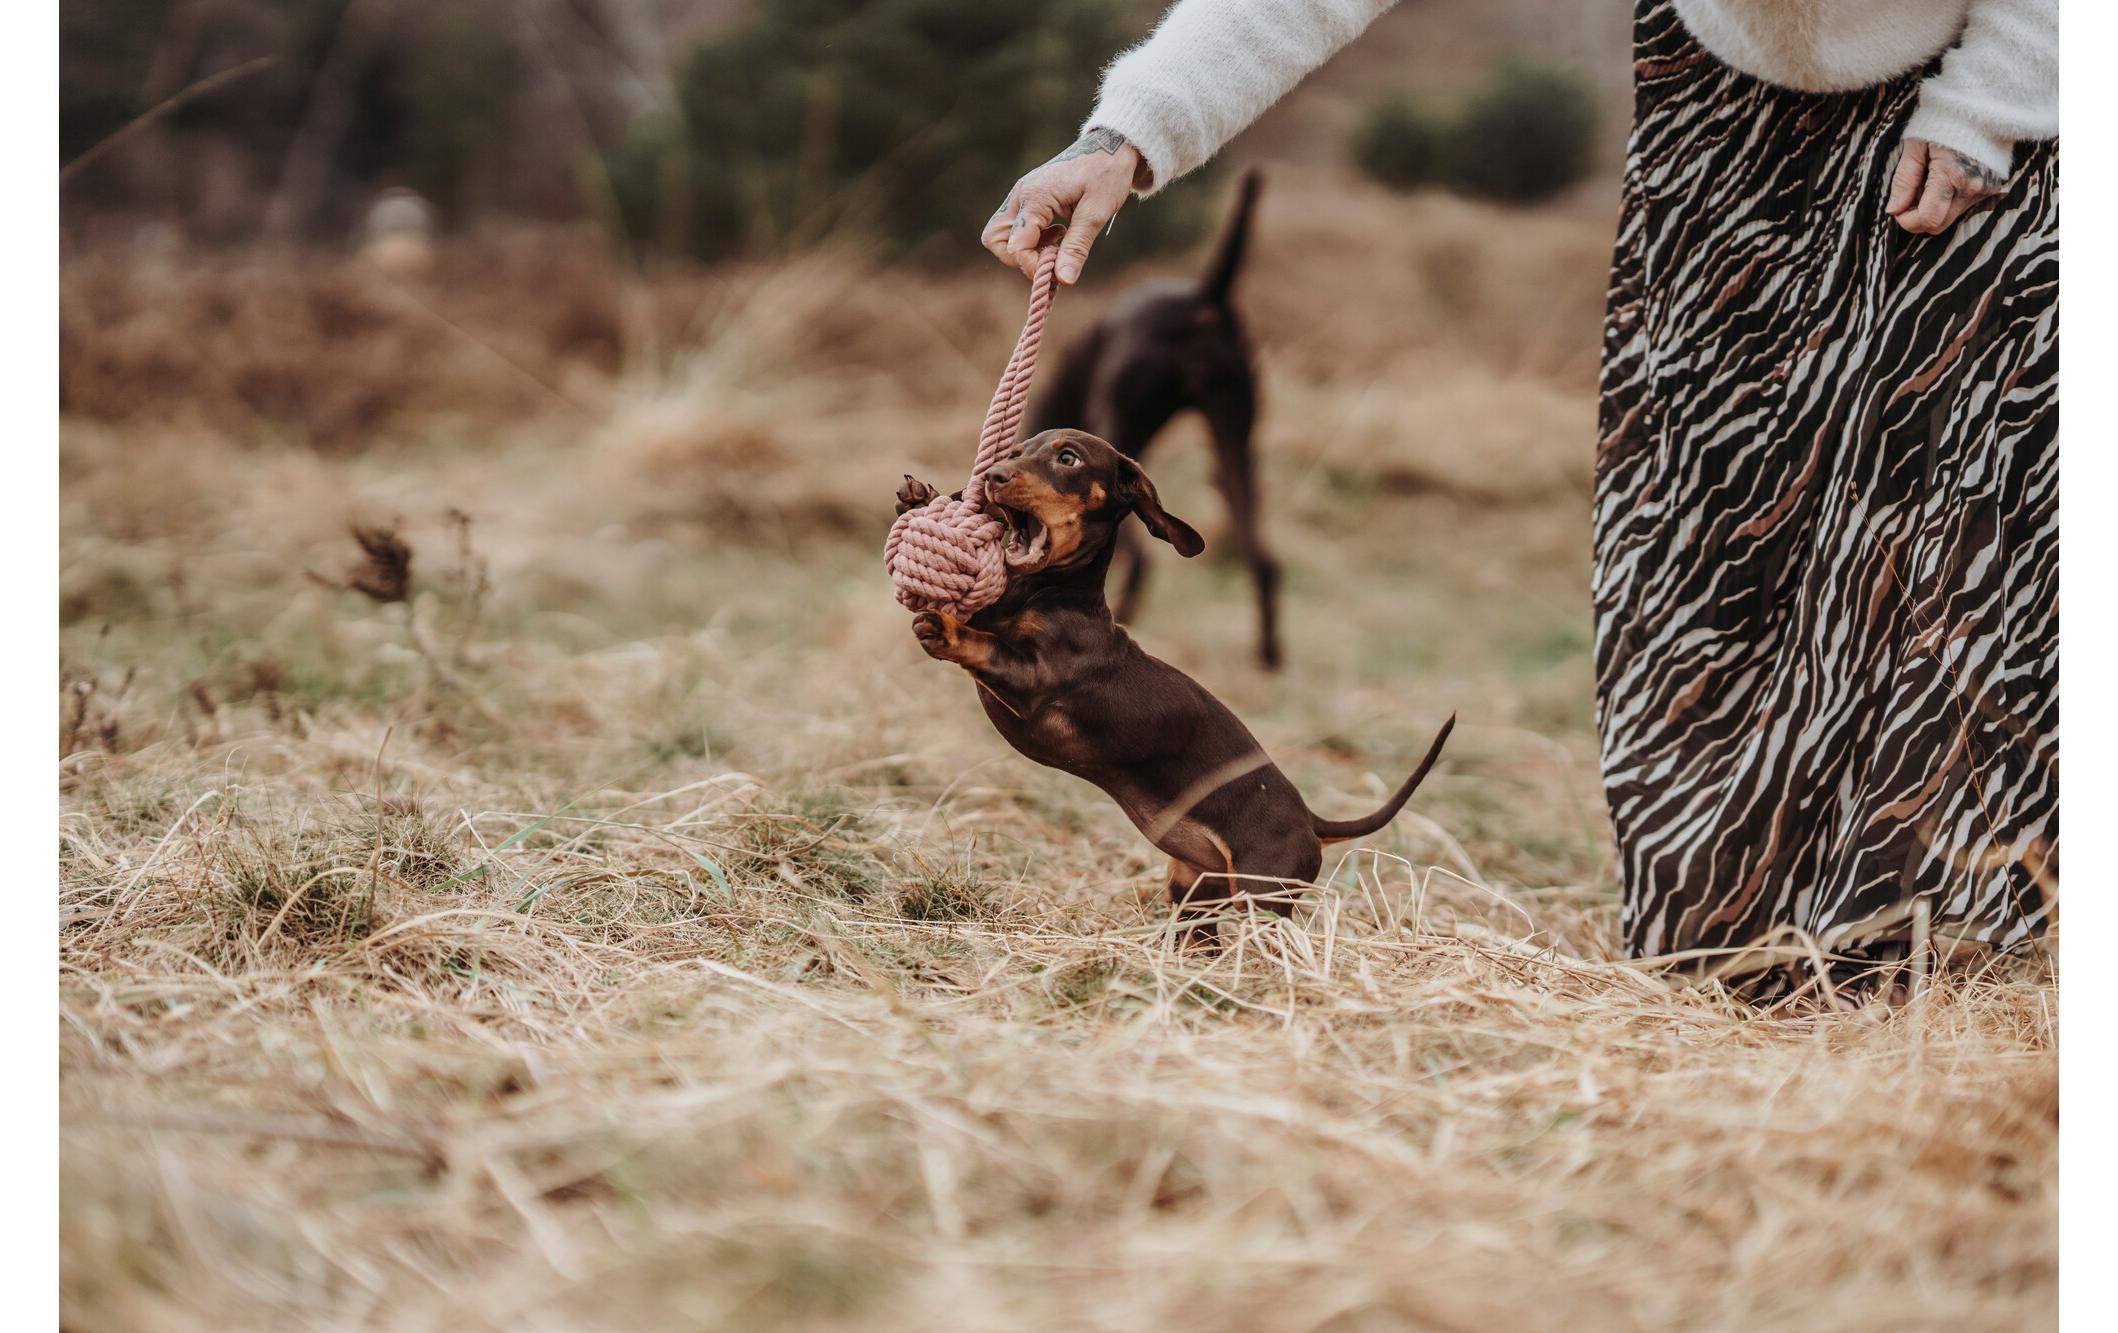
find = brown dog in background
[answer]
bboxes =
[1028,170,1282,668]
[900,428,1452,939]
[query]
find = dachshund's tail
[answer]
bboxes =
[1311,714,1456,844]
[1196,168,1262,308]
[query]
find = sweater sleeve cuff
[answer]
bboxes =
[1081,99,1179,198]
[1903,99,2016,179]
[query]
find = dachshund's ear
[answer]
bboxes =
[1121,459,1204,557]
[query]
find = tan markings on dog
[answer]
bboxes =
[1087,482,1105,510]
[1110,780,1238,872]
[1165,830,1238,907]
[992,473,1087,566]
[946,629,996,672]
[919,611,996,670]
[1147,816,1228,874]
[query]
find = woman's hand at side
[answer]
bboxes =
[983,128,1142,285]
[1887,138,2009,234]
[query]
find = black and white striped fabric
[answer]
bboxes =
[1594,0,2057,967]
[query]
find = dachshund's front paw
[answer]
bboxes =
[914,610,993,668]
[912,610,957,659]
[896,475,940,516]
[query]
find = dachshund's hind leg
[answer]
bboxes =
[1165,859,1222,948]
[1222,833,1322,922]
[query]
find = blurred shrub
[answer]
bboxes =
[596,0,1217,268]
[1352,93,1446,192]
[1352,58,1597,204]
[1447,60,1598,203]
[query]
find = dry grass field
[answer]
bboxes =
[59,169,2056,1329]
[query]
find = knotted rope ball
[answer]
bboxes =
[885,244,1060,617]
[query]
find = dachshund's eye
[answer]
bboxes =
[1057,449,1081,467]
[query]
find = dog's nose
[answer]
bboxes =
[987,464,1016,487]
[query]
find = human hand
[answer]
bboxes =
[982,128,1142,285]
[1887,138,2009,235]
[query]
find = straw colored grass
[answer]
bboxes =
[60,169,2055,1330]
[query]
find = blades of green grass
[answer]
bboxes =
[685,849,734,904]
[444,787,607,896]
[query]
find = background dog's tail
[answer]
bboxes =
[1196,168,1262,308]
[1311,714,1456,843]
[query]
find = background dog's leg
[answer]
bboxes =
[1204,381,1281,670]
[1092,401,1161,627]
[1110,523,1150,625]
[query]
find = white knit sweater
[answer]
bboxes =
[1084,0,2057,192]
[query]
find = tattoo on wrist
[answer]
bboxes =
[1937,145,2007,192]
[1049,127,1130,166]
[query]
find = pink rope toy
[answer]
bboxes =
[885,243,1061,616]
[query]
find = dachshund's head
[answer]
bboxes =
[983,428,1203,576]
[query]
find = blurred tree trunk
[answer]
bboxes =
[265,0,399,239]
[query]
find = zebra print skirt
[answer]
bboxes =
[1594,0,2058,968]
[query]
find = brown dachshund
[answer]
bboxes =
[1028,170,1281,669]
[900,427,1453,939]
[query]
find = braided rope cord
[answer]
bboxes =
[884,243,1061,615]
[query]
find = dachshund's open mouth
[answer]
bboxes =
[993,503,1050,570]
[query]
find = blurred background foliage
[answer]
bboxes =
[62,0,1608,264]
[598,0,1219,265]
[1352,59,1598,203]
[63,0,565,239]
[60,0,1220,266]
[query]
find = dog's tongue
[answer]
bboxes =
[1003,522,1048,569]
[998,507,1048,569]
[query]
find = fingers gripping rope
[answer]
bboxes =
[885,244,1060,616]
